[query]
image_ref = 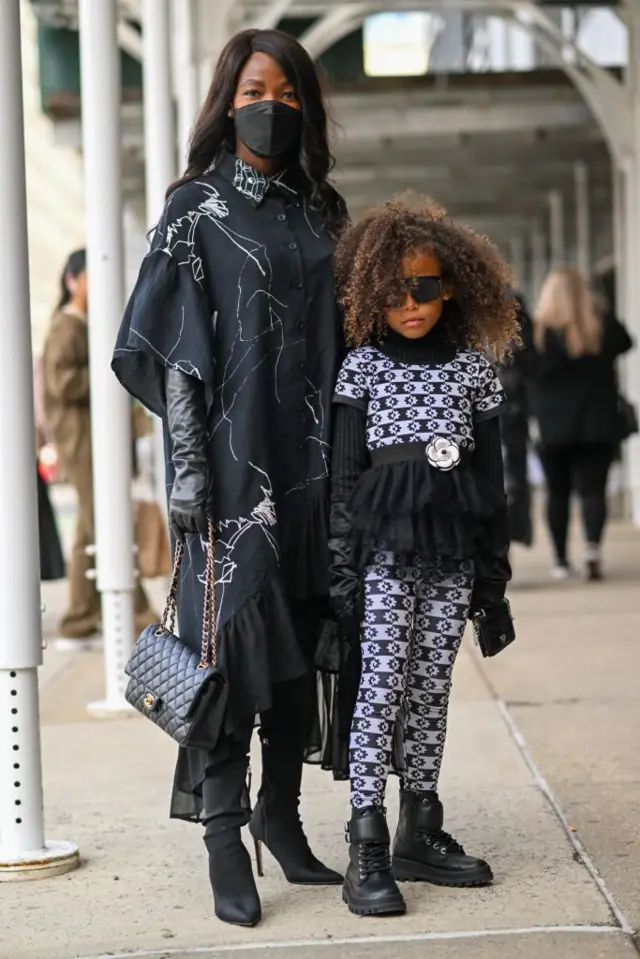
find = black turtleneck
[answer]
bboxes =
[376,323,457,365]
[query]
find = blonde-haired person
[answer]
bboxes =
[523,267,633,580]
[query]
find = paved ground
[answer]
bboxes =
[3,490,640,959]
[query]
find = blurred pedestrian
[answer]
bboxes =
[33,353,65,582]
[113,29,347,927]
[524,268,634,580]
[329,196,517,916]
[43,249,157,649]
[497,293,533,549]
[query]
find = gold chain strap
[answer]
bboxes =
[159,518,216,670]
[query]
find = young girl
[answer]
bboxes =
[329,196,519,916]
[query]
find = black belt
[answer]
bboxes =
[370,441,471,468]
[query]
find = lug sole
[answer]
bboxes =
[342,885,406,917]
[392,856,493,888]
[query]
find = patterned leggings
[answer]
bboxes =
[349,550,473,809]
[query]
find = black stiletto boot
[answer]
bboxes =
[342,807,406,916]
[248,730,343,885]
[202,758,262,927]
[392,790,493,887]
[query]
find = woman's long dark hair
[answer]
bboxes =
[56,248,86,310]
[167,29,345,237]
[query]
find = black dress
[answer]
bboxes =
[113,151,346,820]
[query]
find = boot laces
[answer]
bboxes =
[418,829,464,856]
[359,842,391,880]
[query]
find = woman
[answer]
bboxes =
[113,29,347,927]
[43,250,157,647]
[524,268,633,580]
[34,354,65,582]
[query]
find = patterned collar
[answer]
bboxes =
[216,150,299,207]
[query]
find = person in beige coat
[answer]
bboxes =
[43,249,157,648]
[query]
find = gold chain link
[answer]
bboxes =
[160,520,216,670]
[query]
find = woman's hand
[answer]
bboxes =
[169,496,210,538]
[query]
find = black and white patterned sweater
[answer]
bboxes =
[330,326,511,573]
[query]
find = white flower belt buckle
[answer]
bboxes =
[426,437,461,472]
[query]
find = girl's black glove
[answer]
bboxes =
[469,577,507,619]
[469,552,511,619]
[329,542,363,629]
[165,367,212,538]
[329,500,363,633]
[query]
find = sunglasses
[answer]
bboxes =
[389,275,444,308]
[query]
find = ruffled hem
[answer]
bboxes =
[169,492,337,823]
[349,460,507,566]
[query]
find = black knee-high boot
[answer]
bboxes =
[248,728,343,885]
[392,790,493,887]
[202,758,261,926]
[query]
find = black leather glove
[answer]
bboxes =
[469,553,511,619]
[165,367,211,537]
[329,499,363,632]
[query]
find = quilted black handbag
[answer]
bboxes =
[471,598,516,658]
[124,519,227,749]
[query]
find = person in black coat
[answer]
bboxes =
[521,268,633,580]
[497,293,533,548]
[113,29,347,928]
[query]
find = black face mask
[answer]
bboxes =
[233,100,302,160]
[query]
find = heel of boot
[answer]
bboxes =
[254,838,264,878]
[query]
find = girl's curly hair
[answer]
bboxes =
[335,193,519,362]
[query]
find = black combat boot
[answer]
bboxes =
[248,729,343,885]
[392,789,493,887]
[202,758,262,927]
[342,807,406,916]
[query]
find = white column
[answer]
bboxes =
[613,164,627,318]
[574,161,591,279]
[79,0,136,714]
[143,0,175,509]
[174,0,201,167]
[197,0,236,100]
[620,7,640,524]
[0,0,78,880]
[509,234,526,292]
[531,221,548,303]
[548,189,566,268]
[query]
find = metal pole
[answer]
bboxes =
[174,0,201,166]
[143,0,175,510]
[574,161,591,280]
[79,0,136,715]
[531,221,548,303]
[509,234,526,292]
[613,164,627,318]
[0,0,78,880]
[548,189,566,268]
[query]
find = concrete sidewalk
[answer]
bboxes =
[3,510,640,959]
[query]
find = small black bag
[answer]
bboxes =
[471,598,515,658]
[124,519,227,750]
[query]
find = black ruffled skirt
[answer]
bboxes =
[348,460,508,570]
